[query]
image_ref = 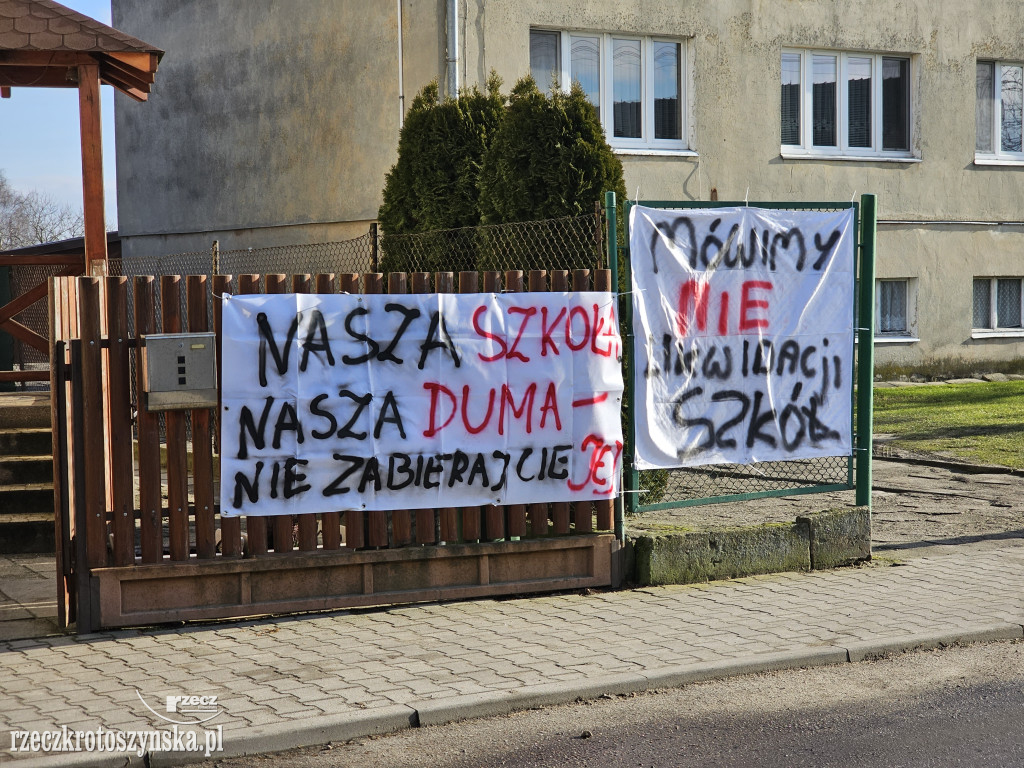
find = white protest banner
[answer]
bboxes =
[630,205,855,469]
[219,291,623,516]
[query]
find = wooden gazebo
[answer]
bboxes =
[0,0,160,383]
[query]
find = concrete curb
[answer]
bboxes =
[874,453,1024,478]
[151,705,419,767]
[640,647,851,690]
[7,624,1023,767]
[842,622,1024,662]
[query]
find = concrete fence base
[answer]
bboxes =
[629,507,870,586]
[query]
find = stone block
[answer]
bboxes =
[705,524,810,581]
[797,507,871,569]
[631,533,710,586]
[630,522,812,586]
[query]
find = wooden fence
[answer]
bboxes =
[50,269,618,632]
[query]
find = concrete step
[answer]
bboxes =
[0,483,54,516]
[0,392,51,430]
[0,456,53,485]
[0,428,52,456]
[0,512,54,554]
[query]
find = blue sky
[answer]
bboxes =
[2,0,118,225]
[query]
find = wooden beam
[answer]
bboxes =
[0,254,85,267]
[0,68,78,88]
[77,63,107,277]
[98,54,155,86]
[0,51,95,67]
[1,87,9,98]
[0,279,50,326]
[0,318,48,353]
[105,51,160,74]
[120,87,147,103]
[0,370,50,383]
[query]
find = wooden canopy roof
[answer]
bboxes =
[0,0,161,100]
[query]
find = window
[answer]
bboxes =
[529,29,688,152]
[877,280,908,334]
[781,49,912,158]
[976,60,1024,161]
[973,278,1024,331]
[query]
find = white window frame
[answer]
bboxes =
[781,48,915,161]
[975,60,1024,165]
[531,29,691,155]
[972,277,1024,338]
[875,278,918,343]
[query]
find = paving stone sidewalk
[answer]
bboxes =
[2,539,1024,766]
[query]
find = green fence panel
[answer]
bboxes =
[619,196,875,512]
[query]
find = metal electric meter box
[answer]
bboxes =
[143,333,218,411]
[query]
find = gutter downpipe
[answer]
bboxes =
[446,0,459,98]
[397,0,405,128]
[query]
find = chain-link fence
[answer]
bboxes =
[107,211,606,283]
[636,457,853,509]
[379,212,605,275]
[110,231,377,280]
[4,263,64,388]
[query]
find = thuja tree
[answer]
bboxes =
[377,74,505,272]
[476,76,627,272]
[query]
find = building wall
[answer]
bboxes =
[112,0,444,260]
[113,0,1024,369]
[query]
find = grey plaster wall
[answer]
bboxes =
[112,0,1024,367]
[112,0,443,250]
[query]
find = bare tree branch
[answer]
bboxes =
[0,170,86,251]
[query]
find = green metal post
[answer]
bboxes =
[622,199,639,518]
[855,194,877,507]
[605,191,627,541]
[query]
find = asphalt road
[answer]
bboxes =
[204,640,1024,768]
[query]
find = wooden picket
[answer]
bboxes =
[50,269,619,632]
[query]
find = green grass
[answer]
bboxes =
[873,381,1024,468]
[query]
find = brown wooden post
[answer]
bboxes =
[503,270,528,539]
[236,274,267,556]
[133,277,163,562]
[409,274,438,544]
[412,272,439,544]
[430,270,460,543]
[387,271,413,547]
[594,268,615,532]
[481,270,505,541]
[549,270,571,536]
[188,275,217,558]
[527,269,550,538]
[315,273,342,550]
[213,274,243,558]
[77,63,107,277]
[264,274,295,553]
[105,277,135,565]
[339,273,364,549]
[78,278,108,568]
[292,274,320,552]
[363,272,388,547]
[49,278,72,625]
[572,269,594,534]
[161,276,190,560]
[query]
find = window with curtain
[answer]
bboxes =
[782,49,913,158]
[529,30,560,93]
[973,278,1024,330]
[529,29,688,151]
[877,280,908,334]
